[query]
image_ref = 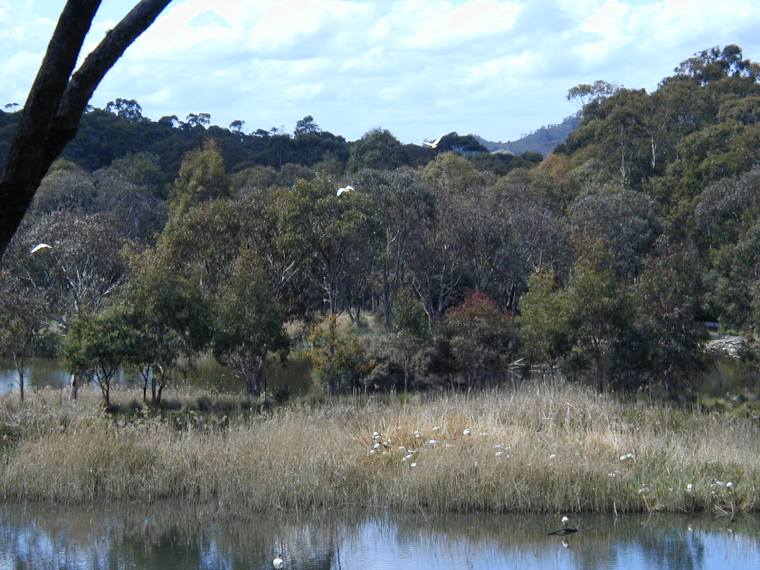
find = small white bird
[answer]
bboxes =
[30,243,52,254]
[463,428,472,436]
[336,185,355,196]
[686,483,693,493]
[273,555,284,569]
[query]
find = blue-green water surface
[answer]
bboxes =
[0,504,757,569]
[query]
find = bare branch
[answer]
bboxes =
[0,0,172,262]
[46,0,173,163]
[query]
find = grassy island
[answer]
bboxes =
[1,381,757,515]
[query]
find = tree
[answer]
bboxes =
[122,246,209,405]
[308,315,371,394]
[229,119,245,133]
[63,306,138,407]
[562,260,632,391]
[410,154,490,323]
[674,45,759,85]
[294,115,320,137]
[444,291,517,387]
[277,176,380,316]
[0,270,46,401]
[570,188,660,279]
[105,98,143,122]
[384,289,429,392]
[634,238,707,394]
[357,168,434,329]
[519,268,570,374]
[0,0,172,262]
[169,139,229,218]
[213,248,289,399]
[20,211,126,324]
[346,128,407,172]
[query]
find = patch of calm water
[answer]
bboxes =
[0,503,757,569]
[0,355,312,397]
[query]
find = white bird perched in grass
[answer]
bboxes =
[273,555,284,569]
[336,185,355,196]
[463,428,471,436]
[30,243,52,254]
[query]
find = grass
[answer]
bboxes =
[0,380,758,515]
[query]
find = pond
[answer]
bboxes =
[0,503,757,569]
[1,355,756,403]
[0,356,313,398]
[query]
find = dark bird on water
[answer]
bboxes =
[548,516,578,536]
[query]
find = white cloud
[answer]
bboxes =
[0,0,759,143]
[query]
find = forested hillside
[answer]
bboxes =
[2,44,759,403]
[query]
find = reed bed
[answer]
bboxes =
[0,381,758,514]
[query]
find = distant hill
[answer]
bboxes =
[475,114,581,157]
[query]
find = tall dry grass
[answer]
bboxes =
[0,381,758,514]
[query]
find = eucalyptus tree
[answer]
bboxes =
[122,246,209,405]
[0,269,47,401]
[63,305,138,406]
[347,128,407,173]
[169,139,229,219]
[356,167,434,329]
[277,176,381,316]
[634,237,707,394]
[212,248,289,398]
[409,154,487,324]
[570,188,660,280]
[19,210,126,326]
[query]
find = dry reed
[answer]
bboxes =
[0,381,758,514]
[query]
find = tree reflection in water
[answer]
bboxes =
[0,504,757,569]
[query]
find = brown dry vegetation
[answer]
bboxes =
[0,381,757,515]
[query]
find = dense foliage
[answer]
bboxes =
[2,44,759,404]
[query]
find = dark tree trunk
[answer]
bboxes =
[0,0,172,261]
[12,353,24,402]
[69,373,79,400]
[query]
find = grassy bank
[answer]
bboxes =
[0,381,758,514]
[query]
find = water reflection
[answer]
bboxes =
[0,356,312,398]
[0,504,758,569]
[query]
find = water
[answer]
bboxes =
[0,355,753,403]
[0,504,757,569]
[0,356,313,398]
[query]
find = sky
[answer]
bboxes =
[0,0,759,144]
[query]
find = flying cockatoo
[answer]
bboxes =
[30,243,52,254]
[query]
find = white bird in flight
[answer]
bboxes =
[336,185,355,196]
[30,243,52,254]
